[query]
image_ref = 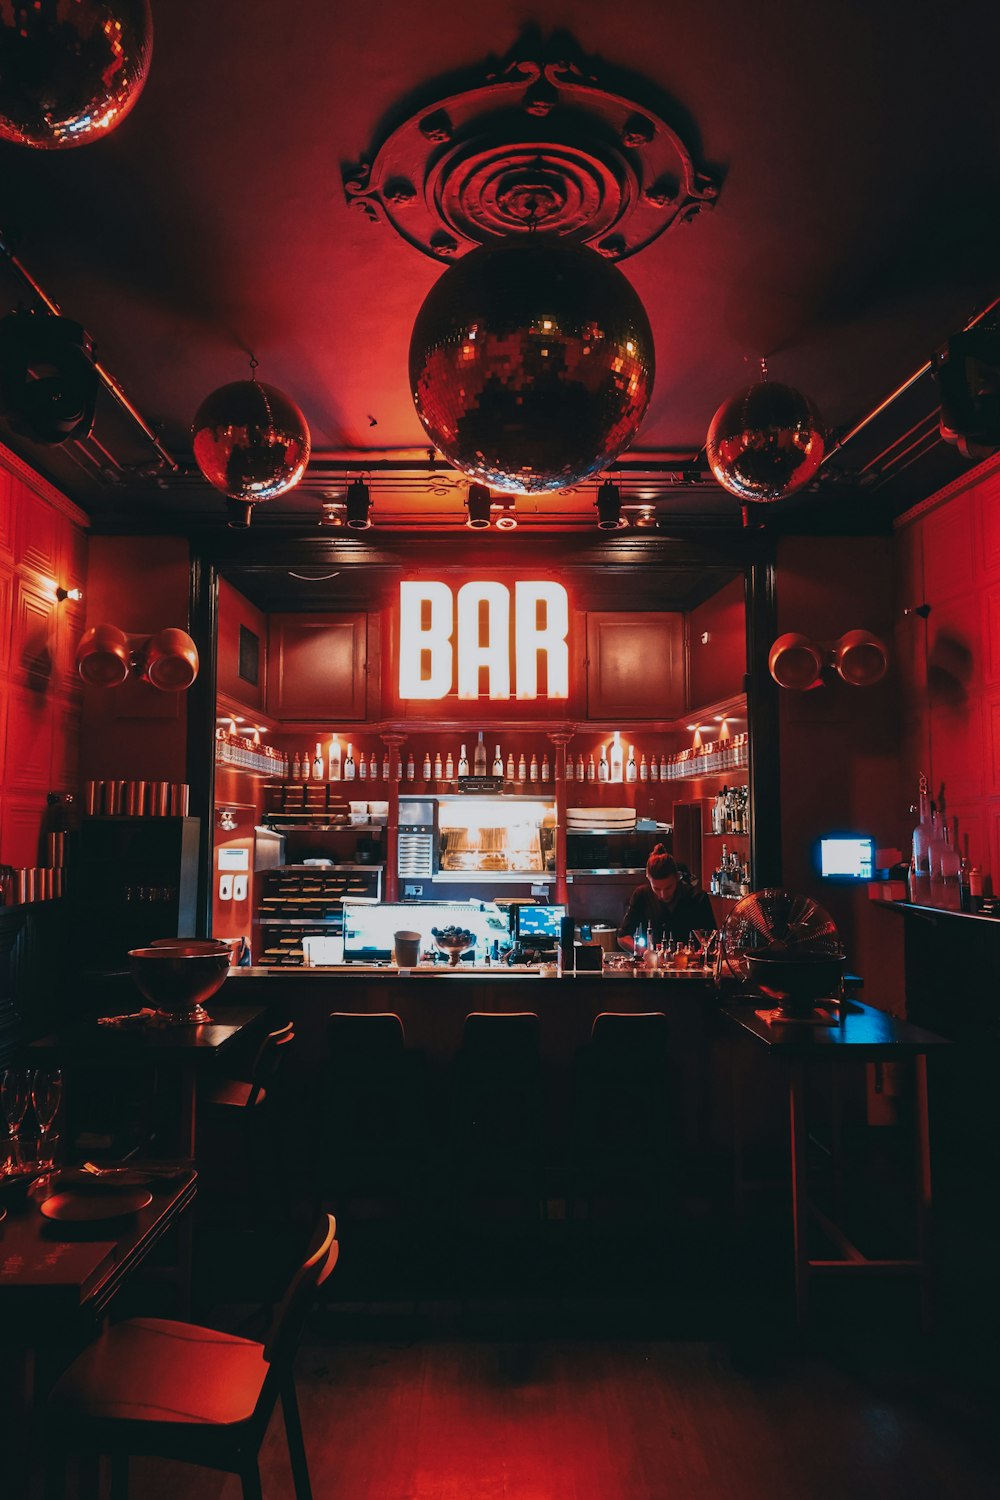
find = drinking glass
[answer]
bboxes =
[1,1067,30,1169]
[31,1068,62,1168]
[690,930,711,969]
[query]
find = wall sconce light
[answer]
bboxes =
[596,480,627,529]
[345,479,372,530]
[493,499,518,530]
[466,483,492,529]
[768,630,889,689]
[55,585,83,603]
[76,624,200,691]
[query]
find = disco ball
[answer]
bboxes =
[707,380,825,503]
[192,380,311,527]
[409,239,654,493]
[0,1,153,149]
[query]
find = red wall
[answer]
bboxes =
[776,535,905,1014]
[687,574,746,710]
[0,450,89,868]
[79,536,191,783]
[895,455,1000,888]
[218,576,267,713]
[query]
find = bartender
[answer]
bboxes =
[617,845,715,953]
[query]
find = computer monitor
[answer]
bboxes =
[515,904,567,945]
[816,835,875,881]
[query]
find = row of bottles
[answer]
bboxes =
[664,734,749,780]
[710,845,750,898]
[216,730,289,778]
[711,785,749,836]
[909,772,977,911]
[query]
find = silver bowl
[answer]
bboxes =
[128,944,230,1023]
[431,931,475,967]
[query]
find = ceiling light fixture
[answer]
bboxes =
[345,479,373,530]
[493,499,518,530]
[465,483,492,528]
[192,354,311,528]
[596,480,627,530]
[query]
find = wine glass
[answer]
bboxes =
[1,1068,30,1170]
[31,1068,62,1169]
[690,930,711,969]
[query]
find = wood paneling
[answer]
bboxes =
[217,577,266,712]
[0,468,13,561]
[586,612,685,721]
[12,574,57,691]
[14,479,59,578]
[686,575,745,710]
[268,612,368,721]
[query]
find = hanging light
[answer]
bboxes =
[192,355,311,528]
[493,499,518,530]
[465,483,492,528]
[707,359,825,503]
[0,310,99,445]
[409,239,655,494]
[0,1,153,149]
[596,479,626,530]
[345,479,372,530]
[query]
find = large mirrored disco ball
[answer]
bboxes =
[707,379,825,503]
[192,380,311,526]
[0,1,153,149]
[409,239,655,493]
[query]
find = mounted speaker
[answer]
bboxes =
[935,327,1000,461]
[0,310,99,445]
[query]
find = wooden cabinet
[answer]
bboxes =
[585,612,685,720]
[267,612,368,721]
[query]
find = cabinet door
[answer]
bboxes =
[267,613,368,721]
[586,612,685,720]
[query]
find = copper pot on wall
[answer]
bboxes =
[832,630,889,687]
[75,623,131,686]
[139,628,200,691]
[767,633,824,691]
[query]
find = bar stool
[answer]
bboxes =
[451,1012,544,1227]
[199,1021,296,1221]
[44,1215,338,1500]
[317,1012,426,1209]
[570,1011,672,1223]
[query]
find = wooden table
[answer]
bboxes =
[722,999,949,1330]
[0,1163,196,1494]
[29,1005,267,1157]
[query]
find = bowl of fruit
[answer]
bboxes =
[431,925,475,967]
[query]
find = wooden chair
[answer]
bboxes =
[201,1019,296,1112]
[200,1020,296,1218]
[45,1214,338,1500]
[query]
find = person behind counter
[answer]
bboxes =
[617,845,716,953]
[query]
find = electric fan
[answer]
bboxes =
[719,888,845,1014]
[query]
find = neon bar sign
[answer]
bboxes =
[398,580,569,700]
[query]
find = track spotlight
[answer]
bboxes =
[345,479,372,530]
[466,483,492,529]
[494,499,518,530]
[596,479,626,529]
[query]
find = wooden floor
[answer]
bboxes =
[129,1324,999,1500]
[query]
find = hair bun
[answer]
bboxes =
[650,842,667,857]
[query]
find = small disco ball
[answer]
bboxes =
[707,380,825,503]
[409,238,654,493]
[0,1,153,149]
[192,380,311,527]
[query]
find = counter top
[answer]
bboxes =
[227,963,713,980]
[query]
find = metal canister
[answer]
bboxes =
[84,780,101,816]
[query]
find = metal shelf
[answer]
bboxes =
[256,918,343,927]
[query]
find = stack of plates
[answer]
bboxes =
[566,807,636,831]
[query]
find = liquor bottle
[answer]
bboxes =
[587,753,596,783]
[358,751,367,781]
[292,750,301,781]
[927,804,947,903]
[396,755,403,780]
[445,750,455,780]
[433,750,443,780]
[381,749,390,781]
[577,751,586,781]
[505,751,515,781]
[302,748,311,781]
[517,752,527,782]
[458,743,470,777]
[639,753,648,782]
[610,731,624,784]
[659,753,668,780]
[368,752,378,781]
[540,753,550,783]
[939,823,961,911]
[910,773,933,903]
[422,750,432,780]
[529,753,539,783]
[626,745,637,783]
[598,745,610,782]
[493,744,504,777]
[474,731,488,775]
[566,754,575,781]
[649,754,659,783]
[344,743,356,780]
[327,737,341,781]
